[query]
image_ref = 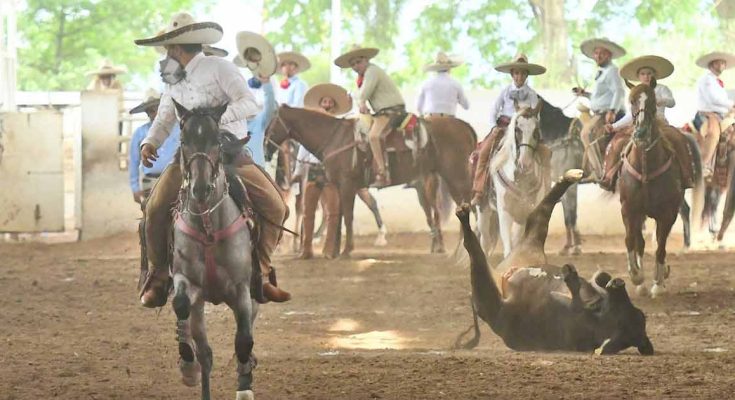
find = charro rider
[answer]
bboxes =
[573,38,626,181]
[694,51,735,179]
[334,45,406,188]
[470,53,545,206]
[276,51,310,107]
[136,12,290,307]
[87,59,126,91]
[128,89,180,205]
[416,51,469,117]
[600,55,694,191]
[292,83,350,259]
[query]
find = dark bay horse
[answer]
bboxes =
[538,97,585,255]
[171,102,259,400]
[619,83,684,298]
[265,105,476,256]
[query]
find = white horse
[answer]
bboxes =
[478,101,547,258]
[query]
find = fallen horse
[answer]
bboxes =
[456,169,653,355]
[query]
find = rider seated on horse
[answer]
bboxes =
[601,55,694,191]
[136,13,291,308]
[572,38,627,182]
[334,46,406,188]
[417,52,469,118]
[471,54,546,207]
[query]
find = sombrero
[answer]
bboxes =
[696,51,735,69]
[304,83,353,115]
[334,45,379,68]
[620,55,674,81]
[424,52,463,72]
[86,59,127,77]
[129,89,161,114]
[494,53,546,75]
[580,38,626,59]
[135,12,223,47]
[203,45,228,57]
[277,51,311,73]
[235,31,277,77]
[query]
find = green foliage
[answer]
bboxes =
[17,0,212,91]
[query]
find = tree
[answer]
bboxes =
[17,0,211,91]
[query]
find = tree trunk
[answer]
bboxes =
[53,9,66,74]
[530,0,572,87]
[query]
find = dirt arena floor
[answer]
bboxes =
[1,229,735,400]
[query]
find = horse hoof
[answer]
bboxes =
[563,169,584,182]
[236,389,255,400]
[374,236,388,247]
[635,284,649,297]
[650,284,667,299]
[179,359,201,387]
[558,246,571,256]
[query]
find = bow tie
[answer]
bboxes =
[595,69,603,80]
[509,88,528,101]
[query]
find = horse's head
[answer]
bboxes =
[512,99,543,173]
[628,81,658,145]
[264,105,294,161]
[175,100,228,204]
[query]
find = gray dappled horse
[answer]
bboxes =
[171,101,259,400]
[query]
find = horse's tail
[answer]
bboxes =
[684,132,705,231]
[437,177,455,225]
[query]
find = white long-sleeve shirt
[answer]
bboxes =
[590,62,625,114]
[293,146,321,179]
[613,83,676,129]
[416,72,469,115]
[143,52,261,148]
[697,71,734,115]
[488,83,538,128]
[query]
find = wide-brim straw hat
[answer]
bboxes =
[129,89,161,114]
[424,51,463,72]
[277,51,311,73]
[86,59,127,77]
[135,12,223,47]
[203,45,228,57]
[696,51,735,69]
[334,45,379,68]
[620,55,674,81]
[580,38,626,59]
[235,31,277,77]
[494,53,546,75]
[304,83,353,115]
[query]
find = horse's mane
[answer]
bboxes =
[538,96,573,143]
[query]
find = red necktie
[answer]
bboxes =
[718,78,725,88]
[280,78,290,89]
[357,74,364,88]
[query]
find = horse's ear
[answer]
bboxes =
[624,79,635,90]
[173,99,192,121]
[212,102,228,124]
[533,100,543,116]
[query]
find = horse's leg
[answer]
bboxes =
[680,199,691,250]
[292,191,303,253]
[232,289,257,400]
[425,174,445,253]
[651,209,677,298]
[339,182,357,257]
[565,184,583,255]
[188,298,213,400]
[477,206,499,258]
[357,188,388,246]
[495,187,514,258]
[622,202,646,295]
[414,177,438,253]
[717,161,735,245]
[172,275,202,388]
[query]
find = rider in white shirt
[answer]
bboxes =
[416,52,469,117]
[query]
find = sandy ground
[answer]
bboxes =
[1,229,735,400]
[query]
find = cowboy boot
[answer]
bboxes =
[263,267,291,302]
[140,267,170,308]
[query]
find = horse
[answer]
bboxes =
[267,139,303,253]
[619,82,686,298]
[170,101,260,400]
[477,101,548,258]
[538,97,586,255]
[265,105,476,256]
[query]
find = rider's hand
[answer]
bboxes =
[605,110,616,124]
[133,191,144,204]
[604,124,615,134]
[141,144,158,168]
[359,104,370,114]
[571,87,584,96]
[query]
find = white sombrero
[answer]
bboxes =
[580,38,626,59]
[277,51,311,73]
[235,31,277,77]
[304,83,353,115]
[620,55,674,81]
[86,59,127,77]
[129,89,161,114]
[424,52,463,72]
[494,53,546,75]
[334,45,379,68]
[203,45,228,57]
[696,51,735,69]
[135,12,223,47]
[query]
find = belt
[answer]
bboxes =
[144,173,161,178]
[374,105,406,116]
[426,113,453,117]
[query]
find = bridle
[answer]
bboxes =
[513,114,540,163]
[267,109,348,160]
[179,116,228,216]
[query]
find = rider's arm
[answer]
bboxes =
[217,60,262,124]
[457,81,470,110]
[706,76,734,111]
[657,85,676,108]
[612,112,633,131]
[293,145,310,179]
[609,67,626,112]
[129,124,145,192]
[143,93,177,149]
[487,87,505,127]
[416,85,426,114]
[261,82,277,122]
[358,66,379,106]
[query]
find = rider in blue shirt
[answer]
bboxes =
[246,76,277,166]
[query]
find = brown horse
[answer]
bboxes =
[619,82,685,298]
[265,105,476,256]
